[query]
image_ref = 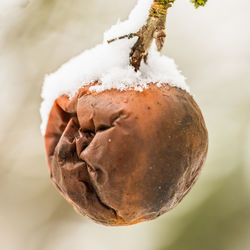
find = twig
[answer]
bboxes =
[107,33,138,44]
[107,0,208,71]
[108,1,173,71]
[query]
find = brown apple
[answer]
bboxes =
[44,84,208,226]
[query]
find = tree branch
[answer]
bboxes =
[108,0,207,71]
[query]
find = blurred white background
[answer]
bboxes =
[0,0,250,250]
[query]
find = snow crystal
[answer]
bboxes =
[40,0,189,135]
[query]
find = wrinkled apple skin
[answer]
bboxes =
[44,84,208,226]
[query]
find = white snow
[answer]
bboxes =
[40,0,189,135]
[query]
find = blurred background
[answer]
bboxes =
[0,0,250,249]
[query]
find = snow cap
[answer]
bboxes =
[40,0,189,135]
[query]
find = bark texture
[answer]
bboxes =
[108,0,208,71]
[108,0,173,71]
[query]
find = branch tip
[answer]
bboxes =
[107,33,138,44]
